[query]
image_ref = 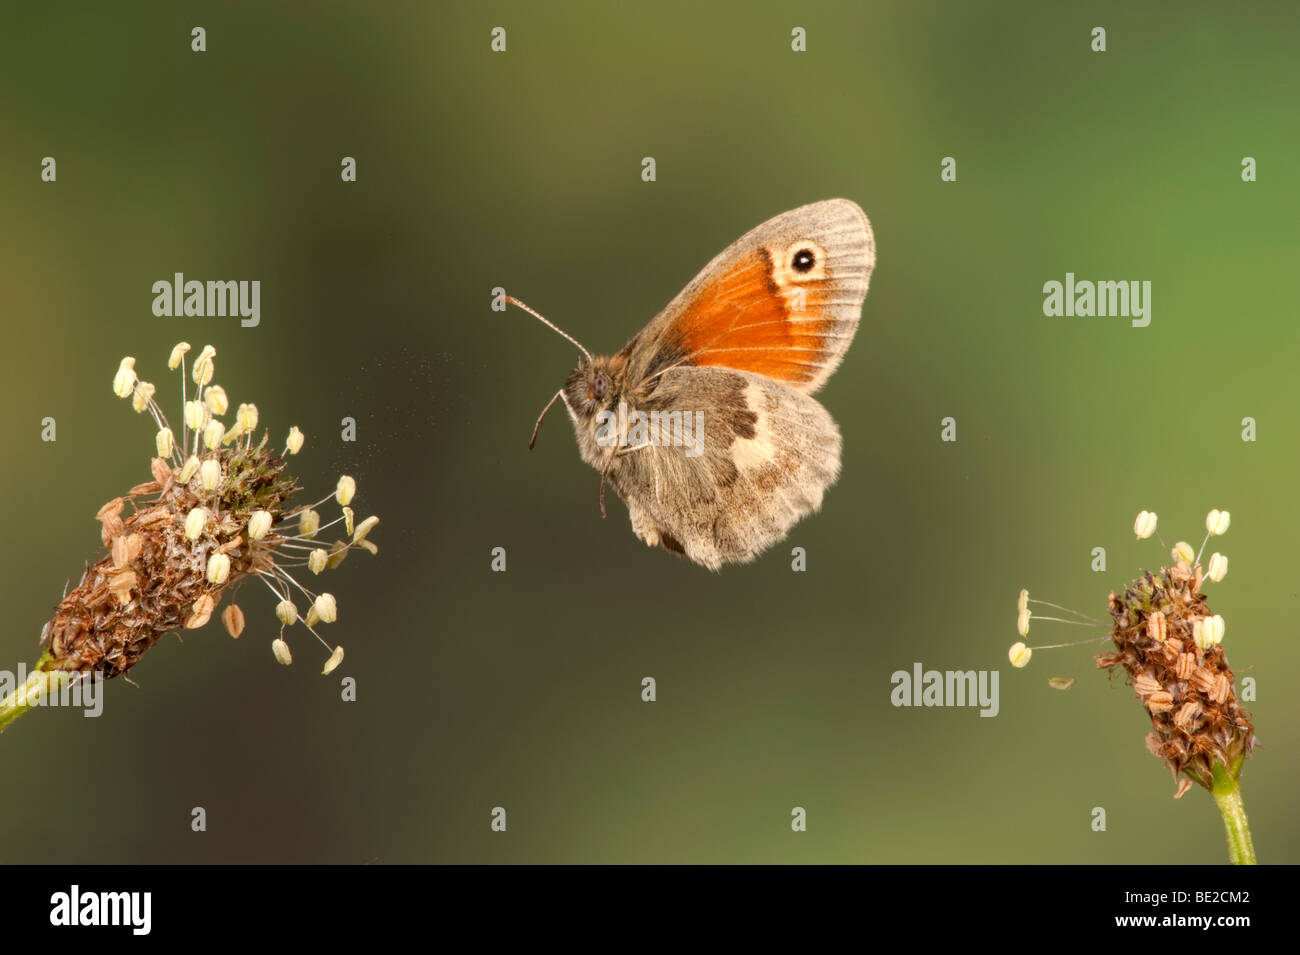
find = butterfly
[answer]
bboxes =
[511,199,875,570]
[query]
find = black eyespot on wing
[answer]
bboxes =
[792,247,816,273]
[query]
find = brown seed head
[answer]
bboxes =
[1098,564,1254,793]
[37,347,380,681]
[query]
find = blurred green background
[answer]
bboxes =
[2,1,1297,863]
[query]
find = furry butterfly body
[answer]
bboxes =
[517,199,875,570]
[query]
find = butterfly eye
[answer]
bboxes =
[591,371,610,399]
[792,247,816,273]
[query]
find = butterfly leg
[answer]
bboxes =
[597,445,620,518]
[625,497,661,549]
[598,439,654,516]
[528,389,564,450]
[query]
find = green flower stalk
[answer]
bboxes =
[1010,508,1257,864]
[0,343,379,733]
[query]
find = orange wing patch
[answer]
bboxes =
[674,241,836,385]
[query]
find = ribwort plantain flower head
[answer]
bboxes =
[1011,508,1254,797]
[1097,515,1253,794]
[40,344,378,679]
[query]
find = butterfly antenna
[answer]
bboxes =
[529,388,564,450]
[505,296,592,362]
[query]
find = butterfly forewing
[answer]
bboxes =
[623,199,874,396]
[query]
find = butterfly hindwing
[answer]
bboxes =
[610,366,841,570]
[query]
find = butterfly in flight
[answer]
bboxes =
[511,199,875,570]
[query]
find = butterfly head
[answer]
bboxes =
[507,294,623,452]
[562,355,625,422]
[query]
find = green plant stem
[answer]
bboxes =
[1211,762,1257,865]
[0,654,69,735]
